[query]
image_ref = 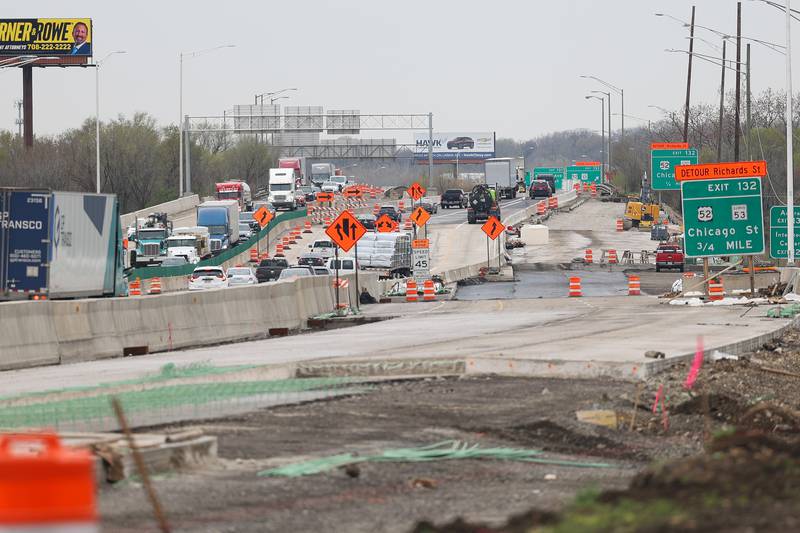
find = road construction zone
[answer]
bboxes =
[675,160,767,181]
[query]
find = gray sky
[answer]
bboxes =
[0,0,796,141]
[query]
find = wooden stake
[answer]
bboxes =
[629,383,644,431]
[111,398,171,533]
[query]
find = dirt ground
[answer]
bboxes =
[99,328,800,532]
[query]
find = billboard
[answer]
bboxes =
[0,19,92,57]
[414,132,494,162]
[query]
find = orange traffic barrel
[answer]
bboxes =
[709,277,725,301]
[303,221,313,233]
[406,280,418,302]
[548,196,558,209]
[274,243,285,257]
[282,236,291,250]
[574,183,581,194]
[607,249,618,264]
[0,432,97,530]
[128,278,141,296]
[260,251,270,261]
[568,276,582,297]
[423,280,436,301]
[583,182,590,192]
[404,218,413,231]
[584,249,593,264]
[590,184,597,197]
[293,225,303,240]
[324,216,332,228]
[398,200,405,212]
[148,277,162,295]
[628,275,641,296]
[537,201,546,215]
[616,219,624,232]
[250,248,259,262]
[307,205,314,216]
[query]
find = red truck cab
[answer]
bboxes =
[655,243,684,272]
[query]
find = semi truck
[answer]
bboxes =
[165,226,211,264]
[268,168,299,210]
[310,162,336,186]
[278,157,306,186]
[196,200,240,254]
[215,180,252,211]
[484,158,519,199]
[132,212,172,267]
[0,188,126,300]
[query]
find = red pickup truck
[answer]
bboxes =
[655,243,684,272]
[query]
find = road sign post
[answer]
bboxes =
[412,239,430,286]
[651,148,698,190]
[325,210,367,312]
[253,206,274,260]
[481,216,505,273]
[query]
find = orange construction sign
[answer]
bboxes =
[316,191,335,202]
[481,216,505,240]
[407,182,426,200]
[651,142,689,150]
[343,186,363,198]
[674,160,767,181]
[325,210,367,252]
[253,206,274,228]
[375,214,398,233]
[412,239,430,249]
[575,161,601,166]
[410,206,430,227]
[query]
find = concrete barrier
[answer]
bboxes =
[120,194,200,229]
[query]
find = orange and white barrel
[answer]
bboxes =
[148,277,162,295]
[585,249,593,264]
[537,201,546,215]
[423,280,436,301]
[709,278,725,301]
[590,184,597,197]
[616,219,624,232]
[628,275,641,296]
[574,183,581,194]
[250,249,259,262]
[303,221,313,233]
[406,280,418,302]
[607,249,618,264]
[274,244,285,257]
[548,196,558,209]
[568,276,582,297]
[128,278,141,297]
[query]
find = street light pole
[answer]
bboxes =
[592,90,612,175]
[586,96,605,180]
[580,75,625,139]
[787,0,795,264]
[95,51,126,194]
[179,44,236,198]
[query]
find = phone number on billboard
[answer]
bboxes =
[24,43,72,51]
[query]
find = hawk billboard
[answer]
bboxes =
[414,132,495,163]
[0,18,92,57]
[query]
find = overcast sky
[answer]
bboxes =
[0,0,796,142]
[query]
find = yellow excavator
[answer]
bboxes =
[624,172,660,229]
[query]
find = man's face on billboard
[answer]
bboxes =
[72,23,87,45]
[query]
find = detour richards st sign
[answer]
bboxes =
[674,160,767,181]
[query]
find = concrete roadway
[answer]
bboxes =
[0,294,789,397]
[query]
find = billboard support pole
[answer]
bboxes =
[428,113,433,192]
[184,116,192,194]
[22,65,33,148]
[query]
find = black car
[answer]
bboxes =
[356,214,376,230]
[447,136,474,150]
[419,200,438,214]
[378,205,402,222]
[255,258,289,282]
[440,189,467,208]
[298,253,326,267]
[529,180,552,199]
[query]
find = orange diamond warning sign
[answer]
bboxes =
[253,206,274,229]
[375,214,399,233]
[407,182,426,201]
[410,206,430,227]
[481,216,505,240]
[325,209,367,252]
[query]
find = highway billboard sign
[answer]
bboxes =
[414,132,495,162]
[769,206,800,259]
[0,19,92,57]
[681,177,764,258]
[651,148,698,190]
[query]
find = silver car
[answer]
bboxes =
[226,266,258,286]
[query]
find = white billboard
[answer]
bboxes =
[414,132,495,161]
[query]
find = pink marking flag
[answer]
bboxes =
[684,336,704,390]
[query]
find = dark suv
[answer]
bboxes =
[255,258,289,282]
[529,180,552,199]
[447,136,474,150]
[378,205,402,222]
[440,189,467,208]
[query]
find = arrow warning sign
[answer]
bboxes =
[375,213,399,233]
[325,209,367,252]
[481,216,505,240]
[407,182,426,201]
[411,206,430,227]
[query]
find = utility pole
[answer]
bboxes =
[683,5,696,142]
[718,40,726,162]
[786,0,795,265]
[746,43,752,161]
[734,1,742,162]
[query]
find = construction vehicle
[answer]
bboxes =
[624,172,660,229]
[467,184,501,224]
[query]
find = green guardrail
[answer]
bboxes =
[129,209,307,280]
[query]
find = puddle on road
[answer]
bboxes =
[455,270,630,300]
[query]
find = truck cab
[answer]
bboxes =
[268,169,298,210]
[196,200,240,254]
[165,226,210,264]
[133,212,172,267]
[215,181,252,211]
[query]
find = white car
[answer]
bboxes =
[226,266,258,287]
[320,181,339,193]
[278,266,315,281]
[188,266,227,291]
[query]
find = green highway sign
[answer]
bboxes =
[769,206,800,259]
[681,177,764,258]
[565,165,601,184]
[532,167,565,190]
[651,149,698,190]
